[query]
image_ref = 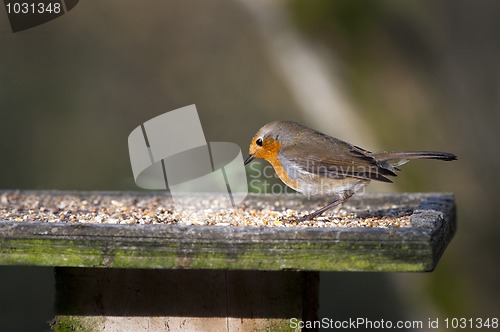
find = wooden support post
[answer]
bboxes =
[52,268,319,331]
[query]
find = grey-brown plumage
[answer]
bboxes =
[245,120,457,221]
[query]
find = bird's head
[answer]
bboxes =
[244,121,299,165]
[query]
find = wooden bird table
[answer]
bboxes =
[0,191,456,331]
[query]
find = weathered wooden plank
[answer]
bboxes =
[0,192,455,271]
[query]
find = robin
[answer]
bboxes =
[244,121,457,221]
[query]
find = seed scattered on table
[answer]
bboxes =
[0,192,412,228]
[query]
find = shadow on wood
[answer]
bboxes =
[53,268,318,331]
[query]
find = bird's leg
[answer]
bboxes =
[298,193,354,222]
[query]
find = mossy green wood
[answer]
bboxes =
[0,193,455,272]
[51,315,297,332]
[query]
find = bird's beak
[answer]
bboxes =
[244,154,256,165]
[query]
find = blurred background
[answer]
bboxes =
[0,0,499,331]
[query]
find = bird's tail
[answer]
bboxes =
[374,151,457,162]
[373,151,457,172]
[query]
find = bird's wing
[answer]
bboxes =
[281,136,396,183]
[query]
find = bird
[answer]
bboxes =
[244,121,457,221]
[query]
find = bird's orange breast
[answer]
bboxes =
[259,140,299,190]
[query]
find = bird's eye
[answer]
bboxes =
[256,137,263,147]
